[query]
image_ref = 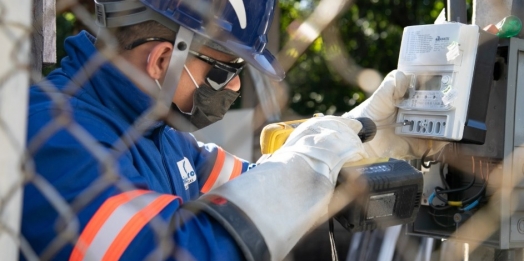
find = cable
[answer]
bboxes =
[433,191,452,205]
[432,158,487,211]
[435,173,475,195]
[421,141,446,169]
[457,159,487,205]
[429,157,489,229]
[461,181,486,205]
[421,148,432,168]
[328,218,339,261]
[428,209,455,228]
[460,197,481,212]
[429,171,478,209]
[428,192,453,210]
[434,188,451,204]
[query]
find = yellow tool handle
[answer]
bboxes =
[260,117,377,155]
[260,119,308,155]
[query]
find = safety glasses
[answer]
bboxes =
[124,37,246,91]
[187,50,245,90]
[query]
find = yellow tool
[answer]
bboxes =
[260,116,378,155]
[260,116,413,155]
[259,115,423,233]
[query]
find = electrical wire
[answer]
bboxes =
[328,218,339,261]
[459,197,481,212]
[461,161,490,210]
[428,209,455,228]
[435,174,475,195]
[428,192,453,210]
[430,158,488,212]
[433,157,476,204]
[421,148,432,168]
[428,157,491,229]
[421,143,446,169]
[460,159,487,205]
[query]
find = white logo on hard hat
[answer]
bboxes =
[229,0,247,29]
[177,157,196,190]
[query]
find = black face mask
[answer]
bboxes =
[172,84,240,131]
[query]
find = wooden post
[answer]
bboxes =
[31,0,56,77]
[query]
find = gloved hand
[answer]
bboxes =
[272,116,368,184]
[199,116,368,261]
[343,70,448,159]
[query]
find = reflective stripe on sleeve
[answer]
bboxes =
[201,147,243,193]
[70,190,181,261]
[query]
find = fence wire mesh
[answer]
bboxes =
[0,1,399,259]
[1,0,523,261]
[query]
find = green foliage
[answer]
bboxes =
[282,0,451,116]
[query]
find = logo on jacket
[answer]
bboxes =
[177,157,196,190]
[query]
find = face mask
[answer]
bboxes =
[170,66,240,130]
[184,84,240,129]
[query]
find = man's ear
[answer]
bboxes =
[145,42,173,80]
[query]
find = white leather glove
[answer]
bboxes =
[206,116,368,261]
[343,70,448,159]
[272,116,368,184]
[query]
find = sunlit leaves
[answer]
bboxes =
[281,0,449,116]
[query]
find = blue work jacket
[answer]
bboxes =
[22,31,251,261]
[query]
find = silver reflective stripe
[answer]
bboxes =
[209,151,239,191]
[82,193,159,261]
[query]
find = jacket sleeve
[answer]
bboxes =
[23,111,245,261]
[177,132,256,194]
[68,187,245,261]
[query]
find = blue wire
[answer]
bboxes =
[463,198,480,211]
[428,192,436,205]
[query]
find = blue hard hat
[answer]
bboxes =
[95,0,284,80]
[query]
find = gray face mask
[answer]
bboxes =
[164,65,240,131]
[181,83,240,129]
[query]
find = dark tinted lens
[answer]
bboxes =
[188,50,245,90]
[205,66,239,90]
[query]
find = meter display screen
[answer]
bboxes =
[415,75,442,91]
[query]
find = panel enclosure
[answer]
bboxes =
[407,38,524,250]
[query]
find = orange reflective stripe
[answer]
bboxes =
[70,190,150,261]
[70,191,181,261]
[229,156,242,180]
[201,147,226,193]
[102,194,178,261]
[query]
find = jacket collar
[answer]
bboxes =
[60,31,161,128]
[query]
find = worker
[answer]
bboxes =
[22,0,443,260]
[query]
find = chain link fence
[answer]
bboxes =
[2,0,523,260]
[0,1,402,259]
[0,0,319,260]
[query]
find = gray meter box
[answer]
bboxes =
[408,38,524,249]
[395,23,498,144]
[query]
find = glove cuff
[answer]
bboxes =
[183,196,270,261]
[205,155,334,261]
